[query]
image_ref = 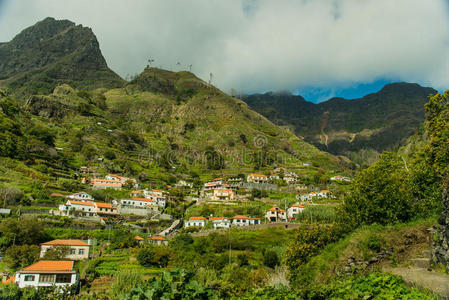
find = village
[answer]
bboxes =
[0,166,350,291]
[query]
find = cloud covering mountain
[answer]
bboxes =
[1,0,448,93]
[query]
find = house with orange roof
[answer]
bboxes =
[318,190,331,198]
[40,240,90,260]
[249,217,261,225]
[90,178,123,190]
[149,236,168,246]
[95,202,117,216]
[288,203,306,219]
[247,173,268,184]
[59,200,97,217]
[265,206,287,222]
[211,188,235,201]
[185,216,207,228]
[106,174,139,188]
[231,215,250,226]
[210,217,231,229]
[120,197,158,209]
[15,260,79,289]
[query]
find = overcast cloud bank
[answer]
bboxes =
[0,0,448,94]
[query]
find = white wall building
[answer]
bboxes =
[185,217,207,228]
[211,189,235,201]
[15,261,79,289]
[231,216,250,226]
[67,192,94,202]
[247,174,268,184]
[288,204,306,219]
[265,207,287,222]
[40,240,90,260]
[210,217,231,229]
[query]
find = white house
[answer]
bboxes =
[284,172,299,184]
[59,200,96,217]
[247,174,268,184]
[176,180,193,188]
[249,218,261,225]
[121,197,158,208]
[211,189,235,201]
[58,201,116,217]
[210,217,231,229]
[40,240,90,260]
[231,215,250,227]
[330,176,351,182]
[185,216,207,228]
[149,236,168,246]
[143,190,167,208]
[297,192,318,202]
[67,192,94,202]
[89,178,122,190]
[106,174,139,187]
[15,260,79,289]
[288,204,306,219]
[317,190,331,198]
[265,207,287,222]
[95,202,117,216]
[204,178,225,191]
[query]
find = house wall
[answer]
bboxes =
[15,272,78,289]
[40,245,90,260]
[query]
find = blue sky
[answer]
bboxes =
[295,79,396,102]
[0,0,448,103]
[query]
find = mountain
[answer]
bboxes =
[0,17,124,95]
[243,83,437,166]
[0,18,350,193]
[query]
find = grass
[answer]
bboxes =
[294,217,437,285]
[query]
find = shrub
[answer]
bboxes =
[263,249,280,268]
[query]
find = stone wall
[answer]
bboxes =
[431,187,449,271]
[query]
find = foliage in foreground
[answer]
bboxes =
[121,268,217,300]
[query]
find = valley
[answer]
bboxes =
[0,16,448,300]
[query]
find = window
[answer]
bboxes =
[100,208,103,211]
[39,274,54,283]
[55,274,71,283]
[79,249,84,255]
[24,275,35,281]
[70,249,76,255]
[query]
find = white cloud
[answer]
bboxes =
[0,0,449,93]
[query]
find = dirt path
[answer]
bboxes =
[384,267,449,298]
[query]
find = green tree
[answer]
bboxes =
[0,218,48,251]
[337,152,414,228]
[42,245,70,260]
[5,244,40,269]
[109,228,135,250]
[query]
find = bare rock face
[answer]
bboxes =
[431,188,449,271]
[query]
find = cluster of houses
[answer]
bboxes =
[297,190,332,202]
[57,189,168,219]
[184,215,262,229]
[184,203,307,230]
[81,174,139,190]
[5,235,168,289]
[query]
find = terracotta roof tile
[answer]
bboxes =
[189,216,206,221]
[68,201,95,207]
[22,261,74,272]
[41,239,89,246]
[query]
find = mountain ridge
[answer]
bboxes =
[243,82,437,166]
[0,17,124,95]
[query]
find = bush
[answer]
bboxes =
[5,244,39,269]
[263,249,279,268]
[337,152,414,228]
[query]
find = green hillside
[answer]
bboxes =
[0,18,348,197]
